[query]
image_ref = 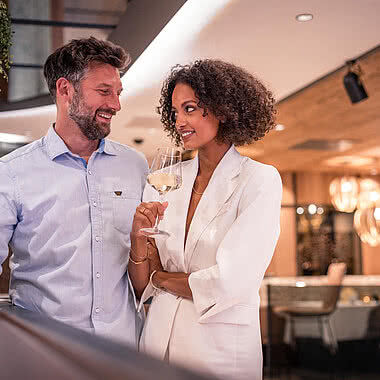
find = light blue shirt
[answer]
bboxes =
[0,126,148,346]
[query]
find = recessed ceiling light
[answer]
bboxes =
[133,137,144,145]
[296,13,313,22]
[0,132,30,144]
[274,124,285,131]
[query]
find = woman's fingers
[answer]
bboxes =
[136,201,168,226]
[136,203,156,226]
[147,237,157,250]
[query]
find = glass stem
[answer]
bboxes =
[153,193,165,231]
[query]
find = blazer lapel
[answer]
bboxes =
[184,146,245,268]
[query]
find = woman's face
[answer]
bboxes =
[171,83,221,151]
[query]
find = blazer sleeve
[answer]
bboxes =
[188,167,282,323]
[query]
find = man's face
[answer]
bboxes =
[68,63,123,140]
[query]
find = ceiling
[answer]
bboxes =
[256,47,380,174]
[1,0,380,172]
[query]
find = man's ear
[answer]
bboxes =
[56,78,73,101]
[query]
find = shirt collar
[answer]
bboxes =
[45,125,118,160]
[45,125,70,160]
[102,139,118,156]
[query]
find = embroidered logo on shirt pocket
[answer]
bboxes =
[111,190,140,233]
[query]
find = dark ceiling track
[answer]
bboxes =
[10,63,44,69]
[277,44,380,105]
[0,94,53,112]
[11,18,116,29]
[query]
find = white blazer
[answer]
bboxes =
[139,146,282,380]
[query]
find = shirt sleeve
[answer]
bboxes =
[0,162,19,274]
[188,168,282,322]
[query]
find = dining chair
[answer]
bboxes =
[273,262,347,355]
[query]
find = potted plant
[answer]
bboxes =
[0,1,12,81]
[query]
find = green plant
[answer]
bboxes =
[0,1,12,81]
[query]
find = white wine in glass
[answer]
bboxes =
[140,148,182,237]
[147,172,181,194]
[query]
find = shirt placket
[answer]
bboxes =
[87,160,103,325]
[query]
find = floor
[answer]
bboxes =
[263,338,380,380]
[264,368,380,380]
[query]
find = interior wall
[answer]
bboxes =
[362,244,380,274]
[296,172,337,205]
[266,172,297,276]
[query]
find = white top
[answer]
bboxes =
[139,146,282,380]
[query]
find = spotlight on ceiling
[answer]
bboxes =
[343,60,368,104]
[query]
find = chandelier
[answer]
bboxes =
[357,178,380,209]
[329,176,359,212]
[354,207,380,247]
[330,176,380,246]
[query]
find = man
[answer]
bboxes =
[0,37,148,346]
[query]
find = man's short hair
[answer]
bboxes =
[43,36,131,102]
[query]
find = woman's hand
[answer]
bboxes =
[131,201,168,240]
[147,238,164,273]
[128,203,167,299]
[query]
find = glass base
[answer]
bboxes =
[139,227,170,238]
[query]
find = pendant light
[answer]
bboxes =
[329,176,359,212]
[354,207,380,247]
[357,178,380,210]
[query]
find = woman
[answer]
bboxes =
[128,59,282,380]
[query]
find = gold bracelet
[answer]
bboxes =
[149,270,161,291]
[129,247,148,261]
[129,256,148,265]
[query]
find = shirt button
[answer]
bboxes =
[95,236,100,242]
[96,272,101,278]
[95,307,100,313]
[88,170,92,175]
[93,201,97,207]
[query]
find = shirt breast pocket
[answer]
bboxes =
[112,191,141,234]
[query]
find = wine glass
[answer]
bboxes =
[140,147,182,237]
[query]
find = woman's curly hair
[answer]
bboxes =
[157,59,276,147]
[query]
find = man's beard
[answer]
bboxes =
[68,90,115,141]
